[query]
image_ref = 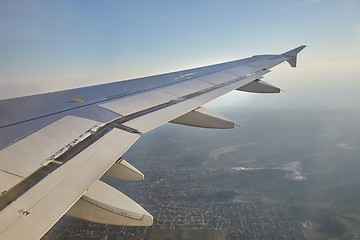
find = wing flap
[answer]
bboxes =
[0,116,102,194]
[0,128,139,240]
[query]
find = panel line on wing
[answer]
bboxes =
[0,169,24,179]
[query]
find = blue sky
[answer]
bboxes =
[0,0,359,109]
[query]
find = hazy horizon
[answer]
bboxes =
[1,1,359,110]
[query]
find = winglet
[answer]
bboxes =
[282,45,306,67]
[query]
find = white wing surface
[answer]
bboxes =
[0,46,305,239]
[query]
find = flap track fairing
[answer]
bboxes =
[170,107,234,129]
[237,79,280,93]
[67,180,153,226]
[105,158,144,181]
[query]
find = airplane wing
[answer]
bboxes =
[0,46,305,239]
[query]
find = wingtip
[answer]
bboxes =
[282,45,306,67]
[282,45,306,57]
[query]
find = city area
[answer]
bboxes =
[43,108,360,240]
